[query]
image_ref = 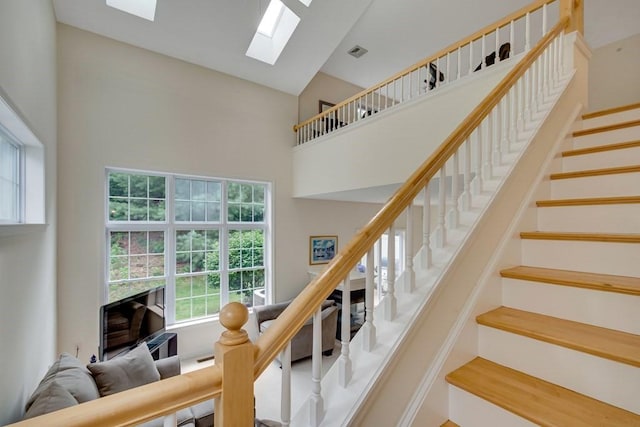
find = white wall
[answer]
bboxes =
[56,24,382,361]
[588,32,640,112]
[0,0,57,424]
[293,62,514,198]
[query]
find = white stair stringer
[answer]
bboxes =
[287,63,575,427]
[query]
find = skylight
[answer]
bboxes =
[257,0,286,38]
[246,0,300,65]
[298,0,313,6]
[106,0,157,21]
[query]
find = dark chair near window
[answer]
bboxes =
[474,42,511,72]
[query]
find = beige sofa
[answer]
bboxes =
[254,299,338,363]
[23,343,214,426]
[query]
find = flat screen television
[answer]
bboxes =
[99,286,165,361]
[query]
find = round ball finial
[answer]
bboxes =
[219,302,249,345]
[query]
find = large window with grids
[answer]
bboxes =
[0,127,22,223]
[106,169,269,324]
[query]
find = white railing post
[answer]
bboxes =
[525,12,531,51]
[492,105,502,166]
[422,185,432,270]
[383,224,397,321]
[376,238,383,297]
[457,46,462,80]
[339,277,352,387]
[309,306,324,427]
[281,342,292,427]
[363,247,376,352]
[404,204,415,293]
[509,84,517,149]
[448,152,460,229]
[468,40,474,76]
[482,117,493,181]
[435,166,447,248]
[501,95,509,157]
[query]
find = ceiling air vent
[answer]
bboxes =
[348,45,368,58]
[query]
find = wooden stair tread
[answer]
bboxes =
[582,102,640,120]
[562,139,640,157]
[536,195,640,207]
[520,231,640,243]
[476,307,640,367]
[446,357,640,427]
[500,265,640,296]
[550,165,640,180]
[572,119,640,137]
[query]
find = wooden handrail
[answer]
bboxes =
[11,366,223,427]
[293,0,557,132]
[257,17,570,377]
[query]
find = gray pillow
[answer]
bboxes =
[25,353,99,412]
[87,342,161,396]
[23,380,78,419]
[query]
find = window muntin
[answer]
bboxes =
[0,126,22,223]
[106,170,269,324]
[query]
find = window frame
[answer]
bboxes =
[105,167,271,326]
[0,94,45,233]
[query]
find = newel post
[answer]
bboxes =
[214,302,255,427]
[560,0,583,34]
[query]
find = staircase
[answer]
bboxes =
[444,105,640,426]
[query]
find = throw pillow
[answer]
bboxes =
[23,380,78,419]
[25,353,100,412]
[87,342,160,397]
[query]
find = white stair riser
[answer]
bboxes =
[550,172,640,199]
[562,146,640,172]
[572,125,640,150]
[521,239,640,277]
[578,109,640,130]
[478,326,640,413]
[502,278,640,334]
[449,385,536,427]
[537,204,640,233]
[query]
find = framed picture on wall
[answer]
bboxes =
[309,235,338,265]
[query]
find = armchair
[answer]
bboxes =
[254,299,338,363]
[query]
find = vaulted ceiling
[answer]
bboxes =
[52,0,640,95]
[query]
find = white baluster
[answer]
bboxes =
[376,238,383,298]
[435,166,446,248]
[525,12,531,51]
[493,105,502,166]
[524,68,532,124]
[509,20,515,55]
[436,57,441,89]
[404,204,415,293]
[457,46,461,80]
[163,413,177,427]
[542,3,548,34]
[509,85,517,148]
[446,52,451,85]
[471,125,483,195]
[339,277,352,387]
[559,31,565,77]
[422,185,432,270]
[481,34,486,70]
[309,306,324,427]
[460,137,472,211]
[483,116,493,180]
[363,247,376,352]
[384,224,397,321]
[468,40,474,76]
[448,152,460,229]
[501,95,509,156]
[280,342,291,427]
[495,27,500,63]
[517,74,525,132]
